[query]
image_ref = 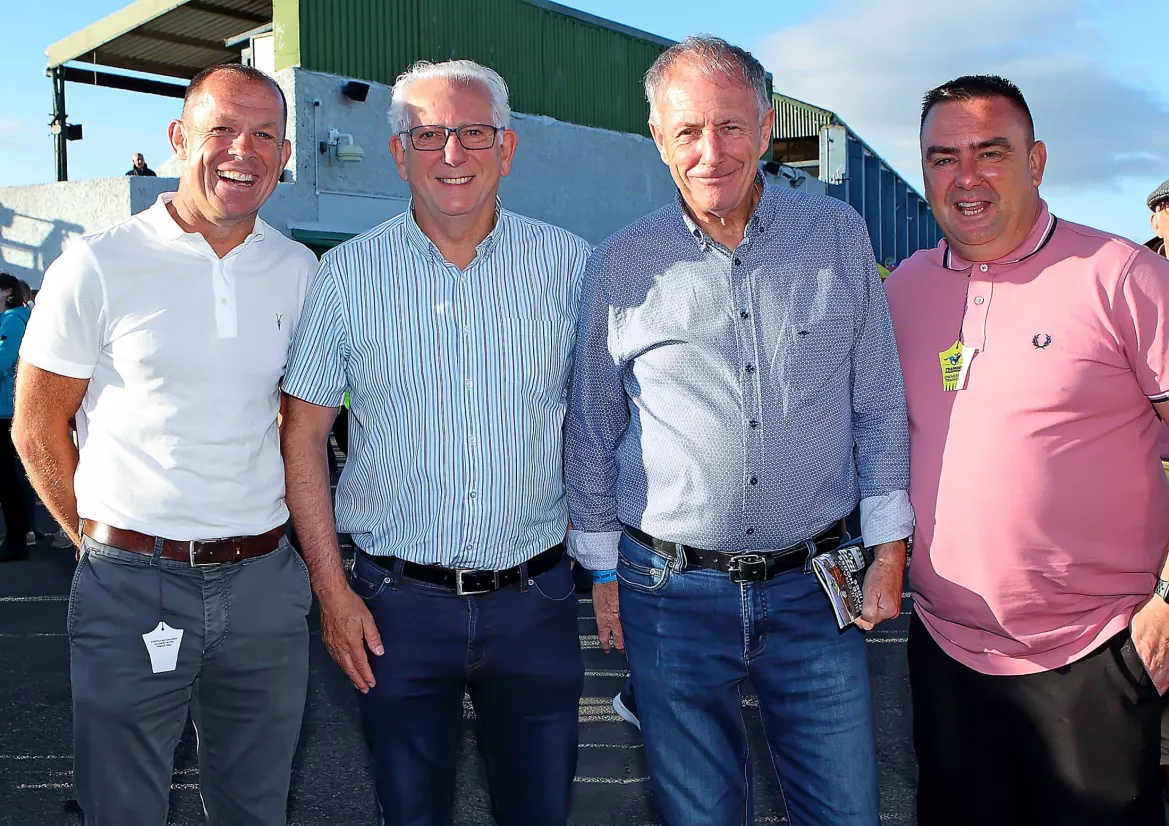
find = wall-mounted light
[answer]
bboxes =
[319,128,364,163]
[341,80,370,102]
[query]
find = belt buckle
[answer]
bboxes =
[455,569,498,596]
[188,539,223,567]
[727,553,767,583]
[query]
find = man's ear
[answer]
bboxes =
[168,120,187,160]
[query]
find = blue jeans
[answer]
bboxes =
[618,532,879,826]
[350,550,584,826]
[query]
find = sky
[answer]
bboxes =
[0,0,1166,244]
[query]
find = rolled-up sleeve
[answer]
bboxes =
[282,256,348,407]
[564,243,627,570]
[841,212,914,545]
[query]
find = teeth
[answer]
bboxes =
[218,170,255,183]
[439,176,473,184]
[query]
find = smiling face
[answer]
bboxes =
[648,59,772,225]
[389,77,516,236]
[921,96,1046,262]
[167,73,290,235]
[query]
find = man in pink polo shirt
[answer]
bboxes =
[886,74,1169,826]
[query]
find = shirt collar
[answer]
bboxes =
[403,198,507,263]
[942,199,1057,271]
[140,192,268,245]
[677,172,772,249]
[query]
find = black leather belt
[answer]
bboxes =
[359,544,564,595]
[622,522,845,584]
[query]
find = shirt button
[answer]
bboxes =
[974,296,985,305]
[745,364,755,374]
[979,264,989,273]
[746,528,755,536]
[465,380,473,388]
[468,491,477,499]
[468,436,476,445]
[740,310,750,320]
[749,420,759,429]
[220,298,228,305]
[749,477,758,485]
[465,542,474,551]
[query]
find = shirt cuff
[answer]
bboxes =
[566,529,622,571]
[859,490,914,547]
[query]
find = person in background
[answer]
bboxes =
[0,273,31,562]
[125,153,157,177]
[1147,178,1168,258]
[885,75,1169,826]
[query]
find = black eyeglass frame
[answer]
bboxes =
[398,124,505,151]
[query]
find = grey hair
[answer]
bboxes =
[644,35,770,125]
[387,60,511,134]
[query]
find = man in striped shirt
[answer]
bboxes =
[281,60,593,826]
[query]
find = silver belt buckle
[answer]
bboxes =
[726,552,768,583]
[455,569,498,595]
[189,539,225,567]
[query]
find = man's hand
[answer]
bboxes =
[856,540,907,631]
[318,585,385,693]
[1130,595,1169,694]
[593,580,624,652]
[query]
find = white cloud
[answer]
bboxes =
[753,0,1169,196]
[0,119,37,150]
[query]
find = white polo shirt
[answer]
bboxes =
[20,193,317,540]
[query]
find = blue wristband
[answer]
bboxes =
[592,569,617,584]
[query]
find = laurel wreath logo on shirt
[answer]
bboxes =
[276,313,283,331]
[1032,333,1052,349]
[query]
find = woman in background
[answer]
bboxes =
[0,273,32,562]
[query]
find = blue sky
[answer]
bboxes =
[1,0,1166,243]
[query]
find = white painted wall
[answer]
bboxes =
[0,66,677,285]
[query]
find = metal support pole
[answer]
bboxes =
[50,67,68,182]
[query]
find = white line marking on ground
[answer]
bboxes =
[0,596,67,602]
[0,633,65,637]
[579,743,642,749]
[584,669,629,677]
[572,776,648,784]
[866,637,908,643]
[0,755,71,760]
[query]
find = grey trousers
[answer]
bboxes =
[68,533,312,826]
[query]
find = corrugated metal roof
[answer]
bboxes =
[46,0,272,79]
[773,93,833,140]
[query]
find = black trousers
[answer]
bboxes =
[909,611,1164,826]
[0,419,29,553]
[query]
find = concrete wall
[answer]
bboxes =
[0,66,676,285]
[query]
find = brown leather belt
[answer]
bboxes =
[81,520,285,566]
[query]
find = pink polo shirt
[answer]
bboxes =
[885,201,1169,675]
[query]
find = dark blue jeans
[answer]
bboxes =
[618,532,879,826]
[350,551,584,826]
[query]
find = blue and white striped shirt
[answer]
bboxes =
[565,184,913,569]
[282,203,591,569]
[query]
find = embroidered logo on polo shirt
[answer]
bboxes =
[1032,333,1052,349]
[276,313,283,331]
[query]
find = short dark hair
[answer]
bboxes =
[0,273,27,309]
[920,75,1034,141]
[182,63,288,139]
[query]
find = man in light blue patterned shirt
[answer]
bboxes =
[565,36,913,826]
[281,60,591,826]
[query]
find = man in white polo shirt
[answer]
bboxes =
[12,64,317,825]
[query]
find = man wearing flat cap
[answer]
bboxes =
[1147,178,1169,257]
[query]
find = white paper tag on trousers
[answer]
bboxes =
[142,622,184,674]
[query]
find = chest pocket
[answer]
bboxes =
[770,306,856,407]
[499,319,573,403]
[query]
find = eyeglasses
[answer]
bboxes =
[400,124,502,151]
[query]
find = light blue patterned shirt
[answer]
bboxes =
[565,184,914,570]
[283,203,591,568]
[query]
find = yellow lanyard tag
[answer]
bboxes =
[938,340,975,391]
